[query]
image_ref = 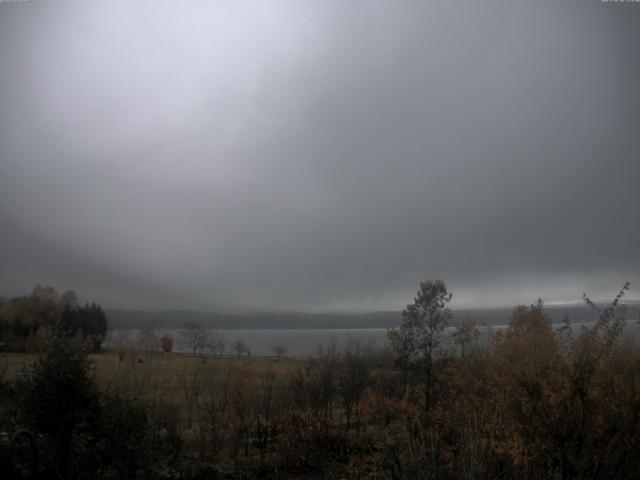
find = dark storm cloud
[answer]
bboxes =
[1,0,639,311]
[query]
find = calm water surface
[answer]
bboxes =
[108,322,640,357]
[108,328,387,356]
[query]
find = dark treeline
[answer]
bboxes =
[1,280,640,479]
[0,284,108,352]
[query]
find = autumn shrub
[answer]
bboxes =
[272,408,349,476]
[433,290,640,480]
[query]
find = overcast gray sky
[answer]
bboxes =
[1,0,638,312]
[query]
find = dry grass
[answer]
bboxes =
[0,352,37,383]
[1,351,297,380]
[1,350,301,427]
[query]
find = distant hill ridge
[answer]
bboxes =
[107,302,640,330]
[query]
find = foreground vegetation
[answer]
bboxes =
[1,281,639,479]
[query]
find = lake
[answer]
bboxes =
[108,328,388,356]
[107,321,640,357]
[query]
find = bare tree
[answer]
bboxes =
[198,370,230,458]
[136,327,158,356]
[177,359,205,428]
[272,344,288,360]
[180,323,210,356]
[232,339,249,358]
[208,330,226,357]
[338,339,371,431]
[307,340,339,420]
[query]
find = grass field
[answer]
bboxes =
[1,349,304,428]
[1,350,299,380]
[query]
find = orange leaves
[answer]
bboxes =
[160,335,174,353]
[272,408,349,474]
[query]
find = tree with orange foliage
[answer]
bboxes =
[160,335,174,353]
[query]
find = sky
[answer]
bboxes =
[1,0,639,312]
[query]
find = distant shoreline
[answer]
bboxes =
[106,303,640,330]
